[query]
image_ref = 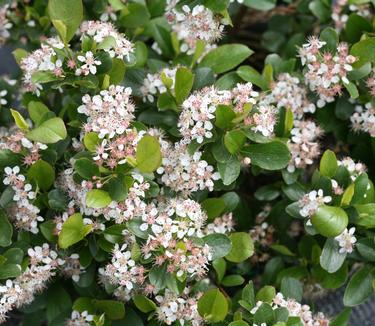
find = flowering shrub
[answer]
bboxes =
[1,0,375,325]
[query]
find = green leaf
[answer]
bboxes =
[106,175,130,202]
[10,109,29,131]
[86,189,112,209]
[218,157,241,185]
[74,158,99,180]
[27,117,67,144]
[0,264,22,279]
[225,232,254,263]
[351,37,375,67]
[254,303,275,325]
[229,321,250,326]
[0,211,12,247]
[222,274,245,287]
[356,238,375,262]
[40,220,57,242]
[256,286,276,303]
[243,0,276,11]
[58,213,92,249]
[12,48,28,65]
[344,82,359,99]
[198,288,228,323]
[134,41,148,68]
[320,150,338,177]
[133,295,156,313]
[345,13,372,43]
[203,233,232,260]
[320,27,339,52]
[3,248,23,265]
[28,160,55,191]
[136,135,162,173]
[354,204,375,228]
[351,173,370,204]
[242,141,290,170]
[237,65,267,90]
[320,238,347,273]
[201,198,226,220]
[120,3,150,28]
[224,130,246,154]
[83,132,100,152]
[94,299,125,320]
[330,308,351,326]
[48,0,83,43]
[343,266,375,306]
[46,283,71,323]
[215,105,236,129]
[28,101,50,125]
[203,0,230,12]
[311,205,348,238]
[48,189,68,211]
[174,67,194,104]
[213,258,226,283]
[280,277,302,301]
[199,44,254,74]
[108,58,126,85]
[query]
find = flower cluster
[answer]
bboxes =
[204,212,235,235]
[251,292,329,326]
[157,140,220,195]
[2,166,43,234]
[99,243,145,301]
[350,102,375,137]
[178,83,277,144]
[0,126,47,166]
[100,198,212,302]
[338,157,366,181]
[140,67,177,103]
[80,21,134,60]
[67,310,94,326]
[165,1,224,54]
[155,289,203,326]
[178,86,232,143]
[249,205,275,263]
[57,168,150,224]
[287,120,323,172]
[0,4,12,45]
[366,73,375,97]
[0,244,62,323]
[139,198,212,278]
[299,37,356,107]
[298,189,332,220]
[78,85,135,139]
[335,227,357,254]
[20,37,64,95]
[61,253,84,282]
[266,73,316,119]
[332,0,372,31]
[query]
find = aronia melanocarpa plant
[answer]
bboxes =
[0,0,375,325]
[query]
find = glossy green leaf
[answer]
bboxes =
[198,288,228,323]
[136,135,162,173]
[58,213,92,249]
[199,44,254,74]
[311,205,348,237]
[26,117,67,144]
[86,189,112,209]
[225,232,254,263]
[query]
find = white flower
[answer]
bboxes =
[335,227,357,254]
[0,90,7,105]
[298,189,332,218]
[76,51,102,75]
